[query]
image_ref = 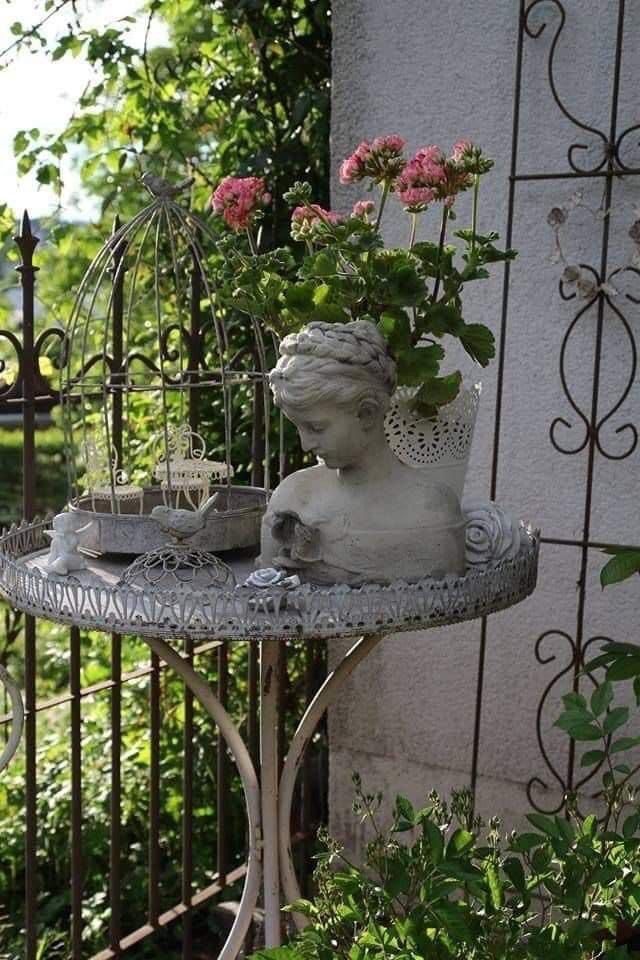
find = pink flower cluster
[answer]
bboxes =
[339,134,406,185]
[451,139,494,174]
[395,143,474,211]
[451,139,473,163]
[291,203,342,226]
[351,199,375,219]
[290,203,344,240]
[211,176,271,231]
[395,145,446,211]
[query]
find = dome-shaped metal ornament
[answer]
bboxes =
[61,176,277,558]
[120,545,235,592]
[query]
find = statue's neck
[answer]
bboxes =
[336,427,395,486]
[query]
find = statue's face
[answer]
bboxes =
[282,398,379,470]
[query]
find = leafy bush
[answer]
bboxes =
[251,657,640,958]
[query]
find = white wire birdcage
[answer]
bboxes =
[61,178,277,556]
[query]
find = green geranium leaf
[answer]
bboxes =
[600,548,640,587]
[283,281,316,316]
[396,343,444,387]
[421,301,464,337]
[454,229,501,245]
[459,323,495,366]
[412,370,462,418]
[378,309,412,354]
[313,303,348,323]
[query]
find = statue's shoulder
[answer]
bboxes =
[268,464,330,511]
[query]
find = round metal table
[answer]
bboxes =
[0,517,539,957]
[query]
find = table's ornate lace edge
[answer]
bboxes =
[0,518,540,641]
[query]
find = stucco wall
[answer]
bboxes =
[329,0,640,854]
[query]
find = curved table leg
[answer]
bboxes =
[0,664,24,774]
[260,639,282,947]
[145,636,262,960]
[278,633,385,930]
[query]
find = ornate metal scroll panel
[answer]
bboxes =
[470,0,639,814]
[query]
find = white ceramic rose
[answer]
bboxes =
[462,500,521,568]
[241,567,301,590]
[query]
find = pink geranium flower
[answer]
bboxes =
[395,144,474,211]
[395,145,447,211]
[291,203,342,226]
[451,140,494,175]
[451,139,473,163]
[339,135,406,184]
[211,176,271,231]
[351,199,375,219]
[291,203,344,240]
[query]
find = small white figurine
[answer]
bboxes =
[43,513,93,576]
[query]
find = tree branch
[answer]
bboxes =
[0,0,75,62]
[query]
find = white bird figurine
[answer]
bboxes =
[151,492,221,541]
[140,172,195,198]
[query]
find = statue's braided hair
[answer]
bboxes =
[270,320,397,411]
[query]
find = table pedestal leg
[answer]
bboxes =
[260,639,282,947]
[279,633,384,930]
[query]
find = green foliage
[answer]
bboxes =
[600,547,640,588]
[250,664,640,960]
[3,0,330,239]
[0,427,67,526]
[214,177,515,418]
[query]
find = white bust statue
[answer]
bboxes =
[259,320,466,585]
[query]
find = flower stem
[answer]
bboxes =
[471,174,480,253]
[375,180,390,232]
[246,226,259,255]
[431,204,449,303]
[409,212,417,250]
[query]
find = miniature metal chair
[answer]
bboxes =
[82,437,144,515]
[153,423,233,509]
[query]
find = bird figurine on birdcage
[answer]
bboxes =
[55,174,277,584]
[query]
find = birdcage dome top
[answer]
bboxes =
[60,177,275,557]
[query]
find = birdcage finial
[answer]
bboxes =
[140,172,195,199]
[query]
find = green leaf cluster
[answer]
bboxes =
[250,649,640,960]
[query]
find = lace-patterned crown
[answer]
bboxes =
[384,383,481,468]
